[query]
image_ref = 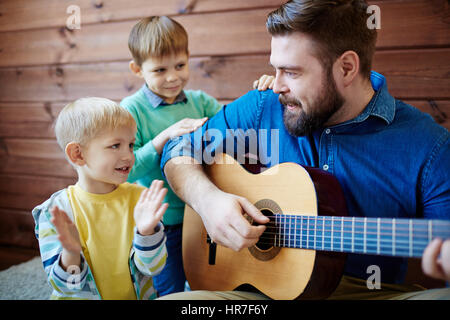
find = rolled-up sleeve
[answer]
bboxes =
[160,89,270,178]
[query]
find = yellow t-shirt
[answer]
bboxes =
[67,182,145,300]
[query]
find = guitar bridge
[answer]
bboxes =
[207,235,217,265]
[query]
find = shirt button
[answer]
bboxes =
[323,164,329,171]
[325,129,331,134]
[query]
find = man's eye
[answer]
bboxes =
[111,144,120,149]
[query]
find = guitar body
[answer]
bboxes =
[183,154,348,300]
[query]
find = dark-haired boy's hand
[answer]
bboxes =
[253,74,275,91]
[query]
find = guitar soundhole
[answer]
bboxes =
[248,199,282,261]
[255,209,276,251]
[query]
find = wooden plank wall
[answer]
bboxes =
[0,0,449,271]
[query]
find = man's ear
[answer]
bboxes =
[129,60,143,78]
[65,142,85,166]
[336,50,359,87]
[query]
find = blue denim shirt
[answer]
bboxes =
[161,72,450,284]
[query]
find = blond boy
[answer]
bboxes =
[32,97,168,300]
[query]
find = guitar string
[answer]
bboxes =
[247,240,428,255]
[263,214,450,229]
[256,216,450,239]
[257,226,450,239]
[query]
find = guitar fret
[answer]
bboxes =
[288,215,291,248]
[340,217,344,252]
[409,219,413,257]
[322,217,325,251]
[428,220,432,243]
[300,216,303,248]
[351,217,355,253]
[306,217,310,249]
[377,218,380,255]
[284,215,287,247]
[314,217,317,249]
[331,217,334,252]
[294,216,297,248]
[392,218,396,256]
[363,217,367,254]
[277,215,281,247]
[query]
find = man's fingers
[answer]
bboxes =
[439,240,450,279]
[238,197,270,225]
[422,238,444,279]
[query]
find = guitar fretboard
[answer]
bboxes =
[264,215,450,258]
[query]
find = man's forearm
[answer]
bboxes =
[163,156,219,213]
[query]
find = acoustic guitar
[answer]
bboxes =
[182,153,450,299]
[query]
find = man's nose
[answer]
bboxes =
[272,74,287,94]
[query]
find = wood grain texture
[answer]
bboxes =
[0,174,76,211]
[1,49,448,102]
[0,209,38,249]
[0,8,274,67]
[1,0,449,67]
[0,0,286,32]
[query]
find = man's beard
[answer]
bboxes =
[280,70,344,137]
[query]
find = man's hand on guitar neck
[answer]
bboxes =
[198,190,269,251]
[422,238,450,281]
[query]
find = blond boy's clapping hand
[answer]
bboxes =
[50,206,82,271]
[134,180,169,236]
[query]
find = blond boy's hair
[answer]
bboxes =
[128,16,189,66]
[55,97,136,151]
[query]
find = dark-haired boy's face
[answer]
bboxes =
[270,32,344,136]
[139,52,189,104]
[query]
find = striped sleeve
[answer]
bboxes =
[32,191,90,296]
[131,223,167,277]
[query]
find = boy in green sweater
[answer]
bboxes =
[121,16,273,296]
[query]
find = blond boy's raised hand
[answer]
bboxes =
[50,206,82,270]
[51,206,82,254]
[253,74,275,91]
[134,180,169,236]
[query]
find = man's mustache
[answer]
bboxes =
[279,94,302,108]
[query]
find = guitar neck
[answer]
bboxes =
[267,215,450,258]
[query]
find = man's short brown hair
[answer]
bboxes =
[128,16,189,66]
[266,0,377,78]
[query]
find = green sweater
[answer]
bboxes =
[121,87,222,225]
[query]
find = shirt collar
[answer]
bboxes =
[142,84,187,108]
[335,71,396,128]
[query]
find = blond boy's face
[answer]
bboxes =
[78,126,136,194]
[138,52,189,104]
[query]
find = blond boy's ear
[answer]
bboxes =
[129,60,143,78]
[65,142,85,166]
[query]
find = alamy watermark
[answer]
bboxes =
[367,5,381,30]
[66,5,81,30]
[366,265,381,290]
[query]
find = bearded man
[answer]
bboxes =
[159,0,450,300]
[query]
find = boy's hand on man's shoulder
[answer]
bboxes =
[165,117,208,139]
[253,74,275,91]
[134,180,168,236]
